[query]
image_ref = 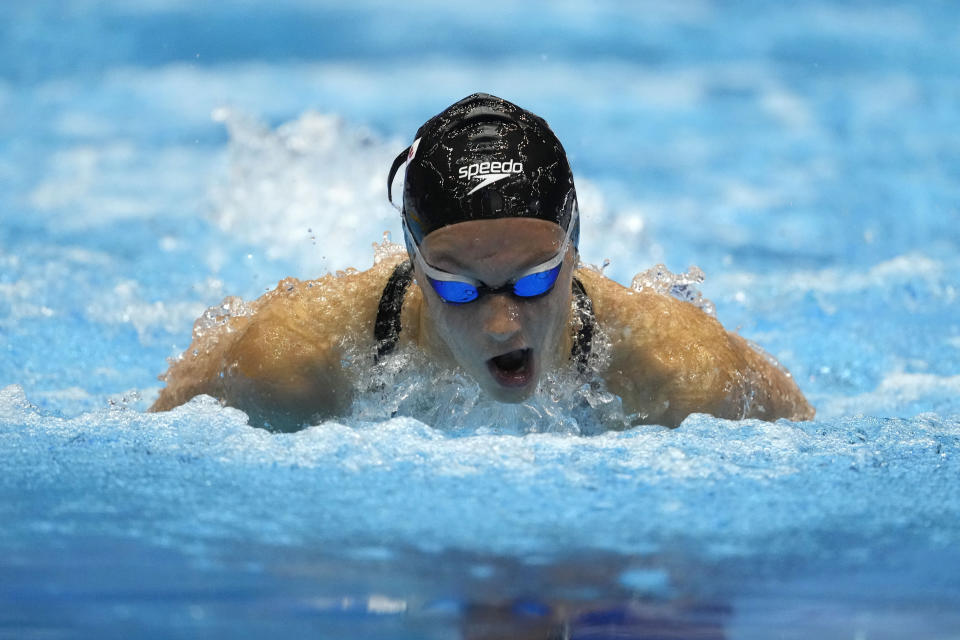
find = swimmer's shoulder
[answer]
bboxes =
[573,265,812,426]
[151,252,413,418]
[574,265,725,350]
[252,252,411,347]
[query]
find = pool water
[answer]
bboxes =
[2,1,959,638]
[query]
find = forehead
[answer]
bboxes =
[420,218,565,270]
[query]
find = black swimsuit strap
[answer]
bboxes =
[373,260,595,372]
[373,260,414,362]
[571,276,595,375]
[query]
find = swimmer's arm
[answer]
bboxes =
[214,305,353,431]
[637,329,815,428]
[149,329,348,428]
[150,259,403,429]
[581,269,814,427]
[149,290,353,431]
[723,332,815,422]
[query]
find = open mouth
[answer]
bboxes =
[486,348,534,388]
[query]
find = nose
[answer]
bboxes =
[482,294,522,342]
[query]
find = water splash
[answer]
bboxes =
[191,295,252,340]
[209,108,403,275]
[372,232,406,265]
[343,346,633,436]
[630,263,716,317]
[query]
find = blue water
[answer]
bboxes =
[2,1,960,638]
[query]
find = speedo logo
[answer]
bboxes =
[458,160,524,196]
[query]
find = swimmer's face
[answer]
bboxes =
[415,218,575,403]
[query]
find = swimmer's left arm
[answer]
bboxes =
[722,331,816,422]
[645,328,815,427]
[579,268,814,427]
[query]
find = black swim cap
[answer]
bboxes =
[387,93,578,247]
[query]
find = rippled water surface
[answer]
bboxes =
[2,1,959,638]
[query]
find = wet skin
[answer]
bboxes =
[150,219,814,430]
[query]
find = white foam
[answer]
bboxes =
[26,142,210,228]
[85,278,212,344]
[820,371,960,418]
[2,379,959,561]
[0,385,34,421]
[208,108,402,275]
[715,252,950,298]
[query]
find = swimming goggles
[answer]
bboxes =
[403,208,578,305]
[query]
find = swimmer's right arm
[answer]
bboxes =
[150,258,402,430]
[150,280,353,431]
[218,298,354,430]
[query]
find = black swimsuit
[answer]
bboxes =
[374,260,595,374]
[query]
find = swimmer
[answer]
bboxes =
[150,93,814,430]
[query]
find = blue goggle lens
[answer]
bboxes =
[428,263,562,304]
[429,279,480,304]
[512,264,562,297]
